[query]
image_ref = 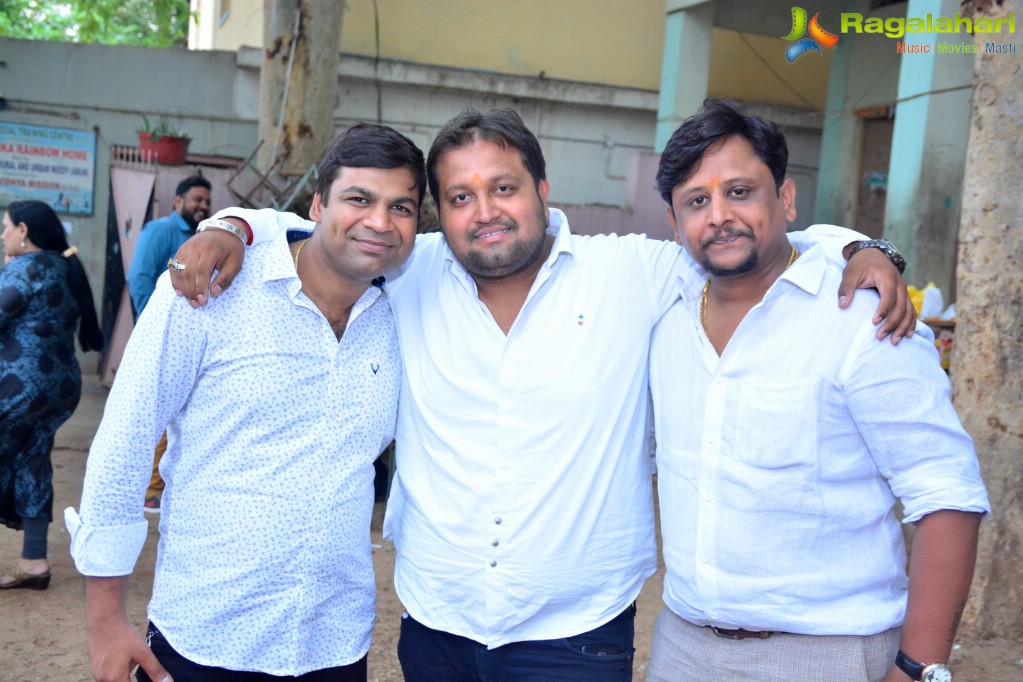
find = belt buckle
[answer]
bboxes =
[710,626,745,640]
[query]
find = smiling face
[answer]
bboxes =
[434,138,551,281]
[667,135,796,279]
[174,186,211,230]
[309,165,420,285]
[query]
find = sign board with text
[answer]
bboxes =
[0,122,97,216]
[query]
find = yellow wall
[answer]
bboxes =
[710,29,831,111]
[208,0,664,89]
[204,0,827,109]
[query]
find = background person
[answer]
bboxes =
[127,174,212,513]
[0,200,104,590]
[647,99,989,682]
[167,108,914,682]
[66,123,423,682]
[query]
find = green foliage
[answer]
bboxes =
[0,0,192,48]
[138,114,190,141]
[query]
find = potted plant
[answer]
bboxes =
[137,115,192,165]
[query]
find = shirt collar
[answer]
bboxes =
[171,211,194,234]
[675,239,829,302]
[261,230,307,283]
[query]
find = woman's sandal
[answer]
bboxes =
[0,564,51,590]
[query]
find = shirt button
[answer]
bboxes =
[701,555,709,563]
[490,560,497,568]
[494,517,502,525]
[711,612,719,620]
[492,539,499,547]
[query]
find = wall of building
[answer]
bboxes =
[195,0,669,90]
[191,0,831,110]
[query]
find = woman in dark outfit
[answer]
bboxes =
[0,200,103,589]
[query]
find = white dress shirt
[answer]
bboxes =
[649,241,990,636]
[66,233,401,675]
[228,207,869,647]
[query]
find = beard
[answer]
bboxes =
[180,207,206,231]
[456,208,549,281]
[699,227,758,277]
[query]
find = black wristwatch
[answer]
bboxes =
[895,650,953,681]
[848,238,906,274]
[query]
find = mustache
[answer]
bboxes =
[468,217,517,240]
[700,226,754,249]
[350,230,399,247]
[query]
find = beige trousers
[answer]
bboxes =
[647,606,901,682]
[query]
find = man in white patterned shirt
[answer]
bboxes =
[65,124,425,682]
[647,99,989,682]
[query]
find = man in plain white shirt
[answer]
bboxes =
[65,124,425,682]
[168,108,916,682]
[647,99,989,682]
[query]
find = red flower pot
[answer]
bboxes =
[138,132,191,165]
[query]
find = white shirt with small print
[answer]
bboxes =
[649,242,990,635]
[66,232,400,675]
[226,206,874,648]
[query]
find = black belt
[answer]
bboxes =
[709,626,773,640]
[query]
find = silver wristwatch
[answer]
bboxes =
[895,650,953,682]
[197,218,249,244]
[847,238,906,274]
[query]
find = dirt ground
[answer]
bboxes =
[1,380,1020,681]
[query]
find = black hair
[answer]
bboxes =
[426,108,547,206]
[4,200,104,352]
[175,174,211,198]
[655,98,789,204]
[315,123,426,206]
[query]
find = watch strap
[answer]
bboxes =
[896,649,925,680]
[197,218,250,245]
[847,238,906,274]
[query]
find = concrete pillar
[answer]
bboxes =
[813,0,859,227]
[883,0,973,298]
[655,0,715,151]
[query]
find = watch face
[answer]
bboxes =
[923,665,952,682]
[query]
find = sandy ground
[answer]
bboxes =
[1,379,1020,681]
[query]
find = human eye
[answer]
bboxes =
[391,203,414,215]
[494,184,515,195]
[686,195,707,208]
[344,194,370,205]
[728,187,750,199]
[448,193,471,207]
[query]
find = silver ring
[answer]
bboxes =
[166,257,186,271]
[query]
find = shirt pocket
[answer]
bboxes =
[733,377,819,470]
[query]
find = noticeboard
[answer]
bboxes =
[0,122,97,216]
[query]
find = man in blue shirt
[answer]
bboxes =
[126,175,211,513]
[128,175,212,316]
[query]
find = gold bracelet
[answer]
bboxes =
[197,218,248,244]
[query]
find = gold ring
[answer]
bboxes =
[166,258,186,271]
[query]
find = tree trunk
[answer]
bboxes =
[258,0,343,176]
[954,0,1023,640]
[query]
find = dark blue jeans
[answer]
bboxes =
[397,603,636,682]
[137,623,367,682]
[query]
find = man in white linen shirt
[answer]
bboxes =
[64,124,425,682]
[167,108,915,682]
[647,99,990,682]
